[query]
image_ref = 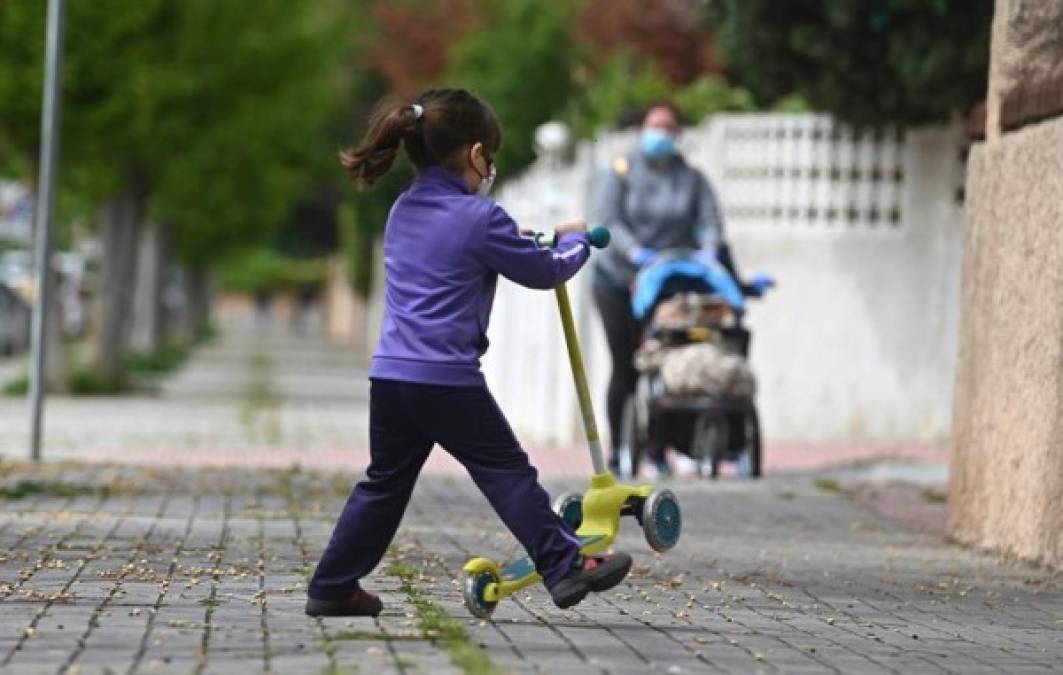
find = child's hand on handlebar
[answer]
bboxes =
[554,220,588,236]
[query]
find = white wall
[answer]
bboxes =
[483,114,966,444]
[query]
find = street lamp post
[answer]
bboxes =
[28,0,67,462]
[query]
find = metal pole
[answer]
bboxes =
[554,283,607,475]
[28,0,67,462]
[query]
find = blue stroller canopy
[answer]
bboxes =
[631,255,745,320]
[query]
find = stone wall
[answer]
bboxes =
[948,0,1063,568]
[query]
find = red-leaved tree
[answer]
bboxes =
[577,0,722,84]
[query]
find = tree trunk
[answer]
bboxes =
[130,220,170,354]
[94,186,144,382]
[185,263,211,338]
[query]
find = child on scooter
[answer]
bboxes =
[306,88,633,617]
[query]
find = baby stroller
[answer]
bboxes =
[617,250,770,479]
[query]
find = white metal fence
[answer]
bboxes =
[484,113,965,445]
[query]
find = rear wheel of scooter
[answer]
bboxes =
[552,491,584,530]
[619,396,643,479]
[734,407,762,479]
[641,489,681,552]
[463,569,499,619]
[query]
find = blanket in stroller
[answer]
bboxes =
[637,337,756,399]
[632,256,757,399]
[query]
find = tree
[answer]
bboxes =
[446,0,578,177]
[711,0,993,128]
[577,0,723,85]
[152,0,346,336]
[365,0,481,100]
[0,0,174,386]
[0,0,348,382]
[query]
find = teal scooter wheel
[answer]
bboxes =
[552,491,584,530]
[463,568,500,619]
[642,489,681,552]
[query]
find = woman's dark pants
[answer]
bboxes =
[308,379,581,600]
[592,283,642,469]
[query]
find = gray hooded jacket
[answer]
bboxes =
[592,150,724,289]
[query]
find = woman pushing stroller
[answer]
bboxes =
[592,101,771,476]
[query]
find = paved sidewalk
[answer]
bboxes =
[0,316,948,478]
[0,461,1059,674]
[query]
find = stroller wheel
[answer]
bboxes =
[641,488,681,552]
[552,491,584,530]
[735,406,762,479]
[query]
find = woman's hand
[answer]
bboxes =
[628,246,655,268]
[554,219,588,237]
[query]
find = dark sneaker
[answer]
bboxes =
[548,552,633,609]
[305,588,383,617]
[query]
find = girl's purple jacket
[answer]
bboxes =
[369,167,591,387]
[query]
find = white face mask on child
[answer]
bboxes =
[477,164,496,197]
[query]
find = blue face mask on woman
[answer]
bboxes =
[640,128,676,159]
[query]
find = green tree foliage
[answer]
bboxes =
[445,0,577,178]
[711,0,993,128]
[0,0,344,259]
[0,0,170,199]
[570,53,762,135]
[150,0,346,264]
[1,0,346,382]
[218,248,329,295]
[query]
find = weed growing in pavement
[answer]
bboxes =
[812,478,843,494]
[0,480,115,500]
[387,557,500,675]
[922,489,947,504]
[242,349,282,443]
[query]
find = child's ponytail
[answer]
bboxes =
[340,88,502,188]
[340,98,421,187]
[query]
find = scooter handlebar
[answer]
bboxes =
[532,226,611,250]
[587,226,611,249]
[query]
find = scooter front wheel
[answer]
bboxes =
[642,489,681,552]
[463,569,500,619]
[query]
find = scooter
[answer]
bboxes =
[462,226,682,618]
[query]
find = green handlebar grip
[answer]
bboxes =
[588,226,611,249]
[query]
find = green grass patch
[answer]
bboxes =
[194,323,219,345]
[5,368,127,396]
[387,559,499,675]
[0,480,110,500]
[812,478,843,494]
[922,489,947,504]
[68,367,127,395]
[241,349,282,443]
[126,343,191,375]
[2,374,27,396]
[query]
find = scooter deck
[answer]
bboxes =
[500,534,607,582]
